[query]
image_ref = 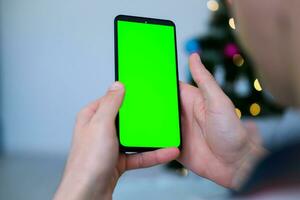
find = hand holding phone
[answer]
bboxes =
[54,82,179,200]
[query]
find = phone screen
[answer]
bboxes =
[115,16,181,150]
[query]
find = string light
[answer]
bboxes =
[229,18,236,30]
[250,103,261,116]
[233,54,244,67]
[235,108,242,119]
[207,0,219,12]
[254,79,262,91]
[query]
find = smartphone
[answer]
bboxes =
[114,15,181,152]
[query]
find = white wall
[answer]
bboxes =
[0,0,209,155]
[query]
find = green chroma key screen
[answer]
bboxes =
[115,16,181,149]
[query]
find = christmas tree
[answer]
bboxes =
[168,0,283,172]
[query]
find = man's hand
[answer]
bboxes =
[178,53,267,189]
[54,82,179,200]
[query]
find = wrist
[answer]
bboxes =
[231,141,268,190]
[54,171,112,200]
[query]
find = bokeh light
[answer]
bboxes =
[250,103,261,116]
[229,18,236,30]
[233,54,244,67]
[177,168,189,176]
[224,43,239,58]
[207,0,219,12]
[235,108,242,119]
[185,39,201,54]
[254,79,262,91]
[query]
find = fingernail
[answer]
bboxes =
[193,53,200,61]
[109,81,123,91]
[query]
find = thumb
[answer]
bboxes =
[189,53,226,101]
[93,81,125,122]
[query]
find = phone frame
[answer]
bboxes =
[114,15,182,152]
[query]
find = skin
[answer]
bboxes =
[54,82,179,200]
[55,0,300,199]
[231,0,300,106]
[54,55,267,200]
[178,54,266,189]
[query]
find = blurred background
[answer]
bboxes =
[1,0,300,199]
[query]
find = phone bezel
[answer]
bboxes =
[114,15,182,153]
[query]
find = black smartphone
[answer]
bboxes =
[114,15,181,152]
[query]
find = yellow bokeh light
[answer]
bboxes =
[235,108,242,119]
[250,103,261,116]
[207,0,219,12]
[229,18,236,30]
[254,79,262,91]
[233,54,244,67]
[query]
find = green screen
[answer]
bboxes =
[117,20,180,148]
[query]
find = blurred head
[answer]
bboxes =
[231,0,300,107]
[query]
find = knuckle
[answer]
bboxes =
[138,153,145,168]
[101,93,115,106]
[154,150,161,164]
[194,75,202,85]
[210,94,234,112]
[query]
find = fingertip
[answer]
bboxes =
[108,81,125,92]
[160,147,180,159]
[105,81,125,102]
[171,148,180,157]
[189,53,201,64]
